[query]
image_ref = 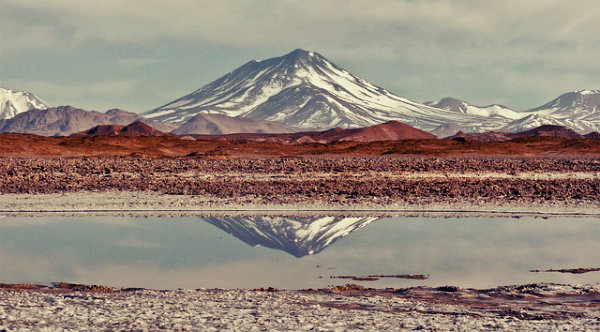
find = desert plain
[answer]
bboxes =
[1,134,600,332]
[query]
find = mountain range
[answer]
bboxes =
[428,91,600,135]
[448,125,592,142]
[143,49,600,135]
[2,49,600,136]
[191,120,435,144]
[144,49,490,132]
[0,106,177,136]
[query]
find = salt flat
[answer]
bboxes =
[1,284,599,332]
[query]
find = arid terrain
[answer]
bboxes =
[2,136,600,332]
[1,282,599,331]
[2,132,600,157]
[1,153,599,210]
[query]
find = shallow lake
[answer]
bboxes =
[0,215,599,289]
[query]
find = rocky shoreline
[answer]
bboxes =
[1,283,599,331]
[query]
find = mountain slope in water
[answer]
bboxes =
[204,216,379,257]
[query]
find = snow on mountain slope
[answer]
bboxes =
[145,49,494,132]
[498,90,600,133]
[500,113,598,134]
[203,216,379,257]
[425,97,524,120]
[0,88,51,120]
[171,113,302,135]
[428,91,600,134]
[145,49,600,134]
[530,90,600,122]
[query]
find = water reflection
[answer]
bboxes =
[0,215,599,289]
[204,216,379,257]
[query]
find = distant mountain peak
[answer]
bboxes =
[573,89,600,95]
[0,87,51,120]
[426,97,521,120]
[144,49,477,131]
[286,48,315,58]
[142,49,600,135]
[0,106,177,136]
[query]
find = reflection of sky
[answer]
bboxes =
[0,216,599,289]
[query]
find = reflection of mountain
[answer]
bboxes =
[204,216,379,257]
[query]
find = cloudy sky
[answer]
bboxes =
[2,0,599,113]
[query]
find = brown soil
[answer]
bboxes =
[317,283,600,320]
[1,156,599,206]
[51,282,116,292]
[530,268,600,274]
[0,283,46,290]
[2,133,600,157]
[368,274,429,280]
[331,274,428,281]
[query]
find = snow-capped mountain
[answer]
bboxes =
[500,114,597,133]
[145,49,497,132]
[429,91,600,134]
[498,90,600,133]
[425,97,522,120]
[145,49,600,135]
[203,216,379,257]
[0,88,50,120]
[530,90,600,122]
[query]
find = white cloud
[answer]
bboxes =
[4,0,599,56]
[2,0,600,110]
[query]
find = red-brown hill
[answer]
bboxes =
[509,125,583,139]
[193,120,436,143]
[1,133,600,157]
[73,121,172,137]
[314,121,436,142]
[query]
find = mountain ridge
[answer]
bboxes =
[4,50,600,136]
[0,88,51,120]
[144,49,490,132]
[145,49,600,134]
[0,106,176,136]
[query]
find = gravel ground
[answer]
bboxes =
[1,157,600,207]
[2,155,600,331]
[2,191,600,218]
[1,284,599,332]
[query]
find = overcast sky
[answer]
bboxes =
[2,0,599,113]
